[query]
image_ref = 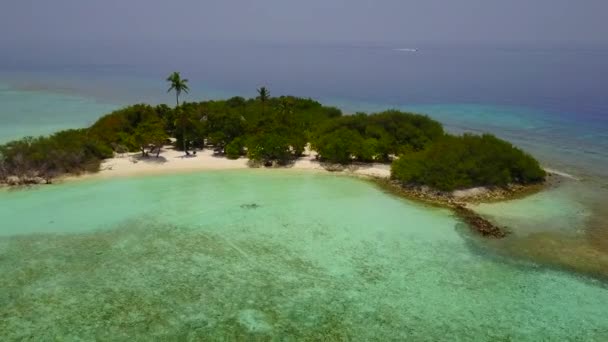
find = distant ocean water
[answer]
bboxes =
[0,82,116,142]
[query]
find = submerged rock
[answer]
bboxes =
[237,309,273,333]
[240,203,261,209]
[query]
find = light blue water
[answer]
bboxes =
[1,171,607,340]
[472,181,590,236]
[0,81,117,142]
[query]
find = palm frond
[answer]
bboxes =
[167,72,189,106]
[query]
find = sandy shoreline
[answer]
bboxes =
[18,144,569,190]
[93,146,392,180]
[93,146,568,184]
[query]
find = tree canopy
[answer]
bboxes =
[312,111,444,163]
[167,72,189,107]
[391,134,546,191]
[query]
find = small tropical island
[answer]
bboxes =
[0,73,546,236]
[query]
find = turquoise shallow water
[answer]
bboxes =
[1,171,607,340]
[0,82,117,143]
[472,182,591,236]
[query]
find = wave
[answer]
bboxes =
[543,168,581,181]
[393,48,418,52]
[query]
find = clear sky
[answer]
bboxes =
[1,0,607,45]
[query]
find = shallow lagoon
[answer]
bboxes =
[1,170,607,340]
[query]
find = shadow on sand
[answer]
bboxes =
[130,155,168,164]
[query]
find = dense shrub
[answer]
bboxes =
[391,134,546,191]
[246,133,292,165]
[225,139,243,159]
[313,110,443,163]
[314,128,363,164]
[0,129,113,181]
[89,104,161,148]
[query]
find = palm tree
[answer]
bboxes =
[167,72,190,107]
[257,86,270,115]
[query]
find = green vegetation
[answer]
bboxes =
[391,134,546,191]
[312,111,444,163]
[257,86,270,115]
[0,73,545,190]
[0,129,112,183]
[133,119,168,157]
[166,72,189,107]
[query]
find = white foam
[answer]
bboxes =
[544,168,580,181]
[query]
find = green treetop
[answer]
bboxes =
[167,72,190,107]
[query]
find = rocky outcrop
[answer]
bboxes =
[5,176,21,186]
[453,205,508,238]
[321,163,346,172]
[374,179,531,239]
[3,175,49,186]
[380,179,545,206]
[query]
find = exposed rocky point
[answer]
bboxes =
[453,205,508,238]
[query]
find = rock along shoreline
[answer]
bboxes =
[370,177,553,239]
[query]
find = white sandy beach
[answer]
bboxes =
[95,146,391,179]
[95,146,573,185]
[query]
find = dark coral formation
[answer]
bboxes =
[453,205,508,238]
